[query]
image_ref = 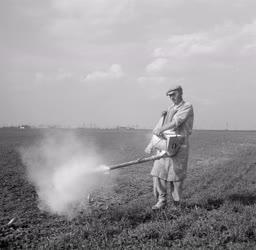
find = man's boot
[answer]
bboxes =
[152,200,166,210]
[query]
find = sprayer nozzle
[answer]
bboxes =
[98,165,110,171]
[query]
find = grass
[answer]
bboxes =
[0,128,256,249]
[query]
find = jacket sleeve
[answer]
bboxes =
[173,103,193,128]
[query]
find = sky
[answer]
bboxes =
[1,0,256,130]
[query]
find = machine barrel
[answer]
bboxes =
[108,153,166,170]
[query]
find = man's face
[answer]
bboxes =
[169,90,182,105]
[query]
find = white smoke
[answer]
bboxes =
[20,131,109,217]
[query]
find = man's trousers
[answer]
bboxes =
[153,177,183,203]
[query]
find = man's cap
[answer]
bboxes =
[166,85,183,96]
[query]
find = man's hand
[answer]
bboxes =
[153,127,163,137]
[161,110,167,117]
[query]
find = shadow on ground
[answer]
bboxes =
[228,193,256,206]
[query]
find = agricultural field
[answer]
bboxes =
[1,128,256,249]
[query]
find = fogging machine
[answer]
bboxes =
[108,131,185,171]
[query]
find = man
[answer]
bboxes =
[148,85,194,210]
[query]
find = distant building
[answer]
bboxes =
[19,125,31,129]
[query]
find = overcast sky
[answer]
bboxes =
[1,0,256,129]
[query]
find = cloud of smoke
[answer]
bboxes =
[20,131,109,217]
